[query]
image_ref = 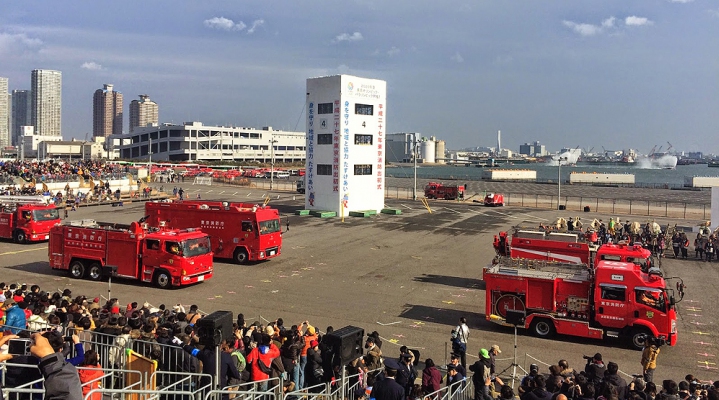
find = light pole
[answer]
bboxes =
[557,156,567,210]
[269,138,277,190]
[148,137,153,180]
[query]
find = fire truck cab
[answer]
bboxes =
[0,196,59,243]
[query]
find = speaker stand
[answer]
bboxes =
[498,325,527,387]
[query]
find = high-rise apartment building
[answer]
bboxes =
[93,84,123,137]
[0,78,8,147]
[31,69,62,136]
[11,90,31,146]
[129,94,158,133]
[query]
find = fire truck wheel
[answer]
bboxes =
[530,318,556,338]
[13,230,26,244]
[69,260,86,279]
[630,328,652,350]
[154,270,172,289]
[234,248,249,264]
[87,263,103,281]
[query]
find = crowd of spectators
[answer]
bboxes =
[0,160,123,183]
[0,282,716,400]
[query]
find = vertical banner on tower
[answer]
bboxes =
[332,100,340,192]
[376,104,384,191]
[306,102,315,206]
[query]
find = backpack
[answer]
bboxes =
[231,350,246,374]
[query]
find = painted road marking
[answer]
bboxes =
[400,204,413,210]
[443,207,461,214]
[489,209,517,218]
[468,209,488,215]
[219,191,225,194]
[0,247,47,256]
[518,213,548,221]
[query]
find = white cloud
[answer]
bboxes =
[336,64,351,74]
[710,8,719,17]
[247,19,265,34]
[81,61,103,71]
[563,20,603,36]
[450,51,464,63]
[602,16,616,28]
[625,16,653,26]
[204,17,246,31]
[333,31,364,43]
[0,32,43,54]
[387,46,400,56]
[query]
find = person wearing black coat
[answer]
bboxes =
[602,362,628,400]
[305,340,324,390]
[521,375,553,400]
[182,339,240,400]
[584,353,606,389]
[370,359,405,400]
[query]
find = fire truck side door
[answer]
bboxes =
[595,284,630,328]
[140,239,163,271]
[240,221,255,242]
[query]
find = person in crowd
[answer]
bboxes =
[470,349,492,400]
[521,374,552,400]
[641,337,661,383]
[78,350,104,400]
[452,317,470,369]
[448,353,467,378]
[658,380,679,400]
[584,353,606,390]
[446,363,465,394]
[421,358,441,396]
[300,321,318,389]
[602,362,628,400]
[181,336,240,398]
[395,352,417,399]
[370,358,404,400]
[245,333,280,391]
[305,339,323,390]
[2,298,27,334]
[361,336,383,371]
[489,345,501,375]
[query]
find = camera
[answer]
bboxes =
[8,338,33,356]
[582,355,593,360]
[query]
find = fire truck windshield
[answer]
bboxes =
[258,219,280,235]
[635,288,666,312]
[32,209,59,222]
[181,237,211,257]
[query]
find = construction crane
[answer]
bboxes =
[648,145,657,157]
[666,141,673,153]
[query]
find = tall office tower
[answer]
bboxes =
[11,90,32,146]
[31,69,62,136]
[129,94,158,133]
[93,84,123,137]
[0,78,8,147]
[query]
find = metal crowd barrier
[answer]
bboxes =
[425,378,475,400]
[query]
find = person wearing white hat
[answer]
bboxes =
[489,345,502,374]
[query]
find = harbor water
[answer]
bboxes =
[385,163,719,188]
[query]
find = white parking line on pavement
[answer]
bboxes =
[518,213,548,221]
[444,207,461,214]
[207,190,213,194]
[468,208,488,215]
[400,204,413,209]
[219,191,225,194]
[489,209,517,218]
[233,192,238,196]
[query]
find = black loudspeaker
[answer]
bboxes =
[559,205,566,210]
[196,310,233,347]
[103,265,118,278]
[505,310,526,326]
[324,325,364,365]
[584,206,591,212]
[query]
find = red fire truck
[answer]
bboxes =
[145,201,282,264]
[485,255,683,349]
[424,182,465,200]
[492,229,653,268]
[49,220,214,288]
[0,196,60,243]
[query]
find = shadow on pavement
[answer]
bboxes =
[399,304,493,330]
[413,274,485,290]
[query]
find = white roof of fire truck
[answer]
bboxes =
[486,257,592,282]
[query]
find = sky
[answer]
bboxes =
[1,1,717,154]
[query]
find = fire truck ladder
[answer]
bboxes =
[0,195,50,206]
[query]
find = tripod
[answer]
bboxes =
[498,324,527,387]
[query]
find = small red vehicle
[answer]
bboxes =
[484,193,505,206]
[424,182,465,200]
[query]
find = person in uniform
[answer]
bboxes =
[370,358,405,400]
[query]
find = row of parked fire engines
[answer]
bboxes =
[1,195,283,289]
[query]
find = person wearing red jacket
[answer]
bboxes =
[246,334,280,391]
